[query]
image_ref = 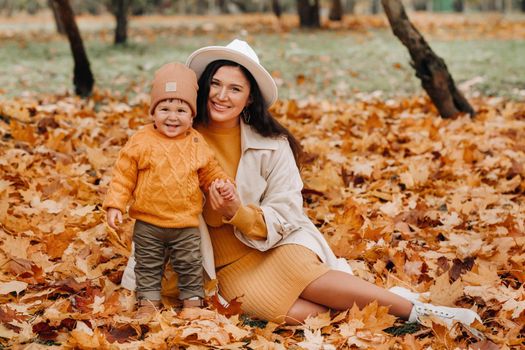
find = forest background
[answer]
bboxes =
[0,0,524,349]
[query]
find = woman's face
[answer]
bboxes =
[207,65,251,129]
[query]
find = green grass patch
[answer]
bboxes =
[1,29,524,100]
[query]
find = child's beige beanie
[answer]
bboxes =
[149,62,198,115]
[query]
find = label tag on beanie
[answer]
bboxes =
[165,82,177,92]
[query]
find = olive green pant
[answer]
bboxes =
[133,220,204,301]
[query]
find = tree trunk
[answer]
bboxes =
[48,0,66,34]
[272,0,282,18]
[453,0,464,12]
[111,0,130,44]
[345,0,356,14]
[371,0,381,13]
[196,0,207,14]
[381,0,474,118]
[53,0,94,97]
[297,0,320,28]
[329,0,343,21]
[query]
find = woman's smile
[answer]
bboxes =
[210,101,230,111]
[207,66,251,129]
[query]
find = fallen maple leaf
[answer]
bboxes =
[303,310,332,331]
[0,306,27,323]
[428,272,464,307]
[105,324,142,344]
[0,281,28,295]
[208,294,243,317]
[297,328,335,350]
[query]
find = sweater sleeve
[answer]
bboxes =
[223,204,267,240]
[196,135,233,191]
[102,139,140,213]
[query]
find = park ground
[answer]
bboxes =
[0,11,524,349]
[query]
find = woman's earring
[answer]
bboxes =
[242,108,251,124]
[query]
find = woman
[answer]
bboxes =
[121,39,483,338]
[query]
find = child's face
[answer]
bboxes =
[152,99,193,138]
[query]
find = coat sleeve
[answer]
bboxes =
[102,140,140,213]
[234,139,305,251]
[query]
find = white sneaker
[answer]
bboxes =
[389,286,484,340]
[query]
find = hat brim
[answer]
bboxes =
[186,46,277,107]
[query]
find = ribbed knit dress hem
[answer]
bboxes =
[216,243,330,323]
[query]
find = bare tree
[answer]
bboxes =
[453,0,464,12]
[53,0,94,97]
[329,0,343,21]
[272,0,282,18]
[381,0,474,118]
[196,0,207,14]
[48,0,65,34]
[371,0,381,13]
[347,0,356,13]
[108,0,131,45]
[297,0,320,28]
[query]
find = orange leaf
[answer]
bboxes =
[0,306,28,323]
[43,229,77,260]
[208,294,243,317]
[10,120,37,145]
[7,258,44,284]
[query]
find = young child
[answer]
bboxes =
[103,62,234,318]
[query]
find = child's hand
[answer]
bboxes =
[107,208,122,230]
[218,181,236,201]
[208,179,240,220]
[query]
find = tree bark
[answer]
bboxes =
[453,0,464,12]
[196,0,207,14]
[53,0,94,97]
[345,0,356,14]
[48,0,66,34]
[297,0,320,28]
[111,0,130,44]
[272,0,282,18]
[381,0,474,118]
[329,0,343,21]
[371,0,381,13]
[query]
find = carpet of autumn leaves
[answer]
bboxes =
[0,10,525,349]
[0,90,524,349]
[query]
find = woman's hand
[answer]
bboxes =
[107,207,122,230]
[209,179,241,220]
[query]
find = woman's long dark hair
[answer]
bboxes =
[194,60,303,167]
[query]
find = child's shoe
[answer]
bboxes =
[135,299,162,319]
[183,296,204,308]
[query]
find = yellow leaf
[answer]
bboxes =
[428,272,464,307]
[85,146,114,170]
[462,263,500,287]
[0,281,28,295]
[303,310,332,330]
[1,234,30,260]
[10,120,36,145]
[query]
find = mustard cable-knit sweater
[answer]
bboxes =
[103,124,230,228]
[197,125,267,267]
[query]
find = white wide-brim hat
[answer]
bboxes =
[186,39,278,107]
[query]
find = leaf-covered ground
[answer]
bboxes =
[1,11,524,350]
[0,90,524,348]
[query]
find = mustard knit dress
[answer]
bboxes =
[197,125,330,323]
